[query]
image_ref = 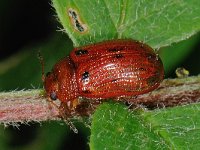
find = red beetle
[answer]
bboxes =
[44,39,164,111]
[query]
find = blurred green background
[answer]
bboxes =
[0,0,199,150]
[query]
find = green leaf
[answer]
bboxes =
[144,103,200,149]
[52,0,117,46]
[159,33,200,74]
[90,102,169,150]
[90,102,200,149]
[53,0,200,48]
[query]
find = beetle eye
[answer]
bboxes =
[75,49,88,56]
[50,91,57,100]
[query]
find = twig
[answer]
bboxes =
[0,75,200,124]
[130,75,200,108]
[0,90,60,124]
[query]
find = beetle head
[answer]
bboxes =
[44,72,58,101]
[43,57,78,103]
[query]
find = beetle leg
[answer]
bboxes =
[46,97,60,110]
[46,98,78,133]
[59,100,80,133]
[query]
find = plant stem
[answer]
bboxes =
[130,75,200,108]
[0,75,200,124]
[0,90,60,124]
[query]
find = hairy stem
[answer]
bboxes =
[0,75,200,124]
[0,90,60,124]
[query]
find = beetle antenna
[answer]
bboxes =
[37,50,45,82]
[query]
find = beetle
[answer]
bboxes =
[43,39,164,114]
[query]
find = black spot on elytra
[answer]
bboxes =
[140,44,144,48]
[108,47,123,52]
[139,68,145,71]
[147,76,158,86]
[82,71,89,80]
[75,49,88,56]
[108,48,118,52]
[82,90,91,94]
[112,79,118,82]
[147,54,156,61]
[115,54,123,59]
